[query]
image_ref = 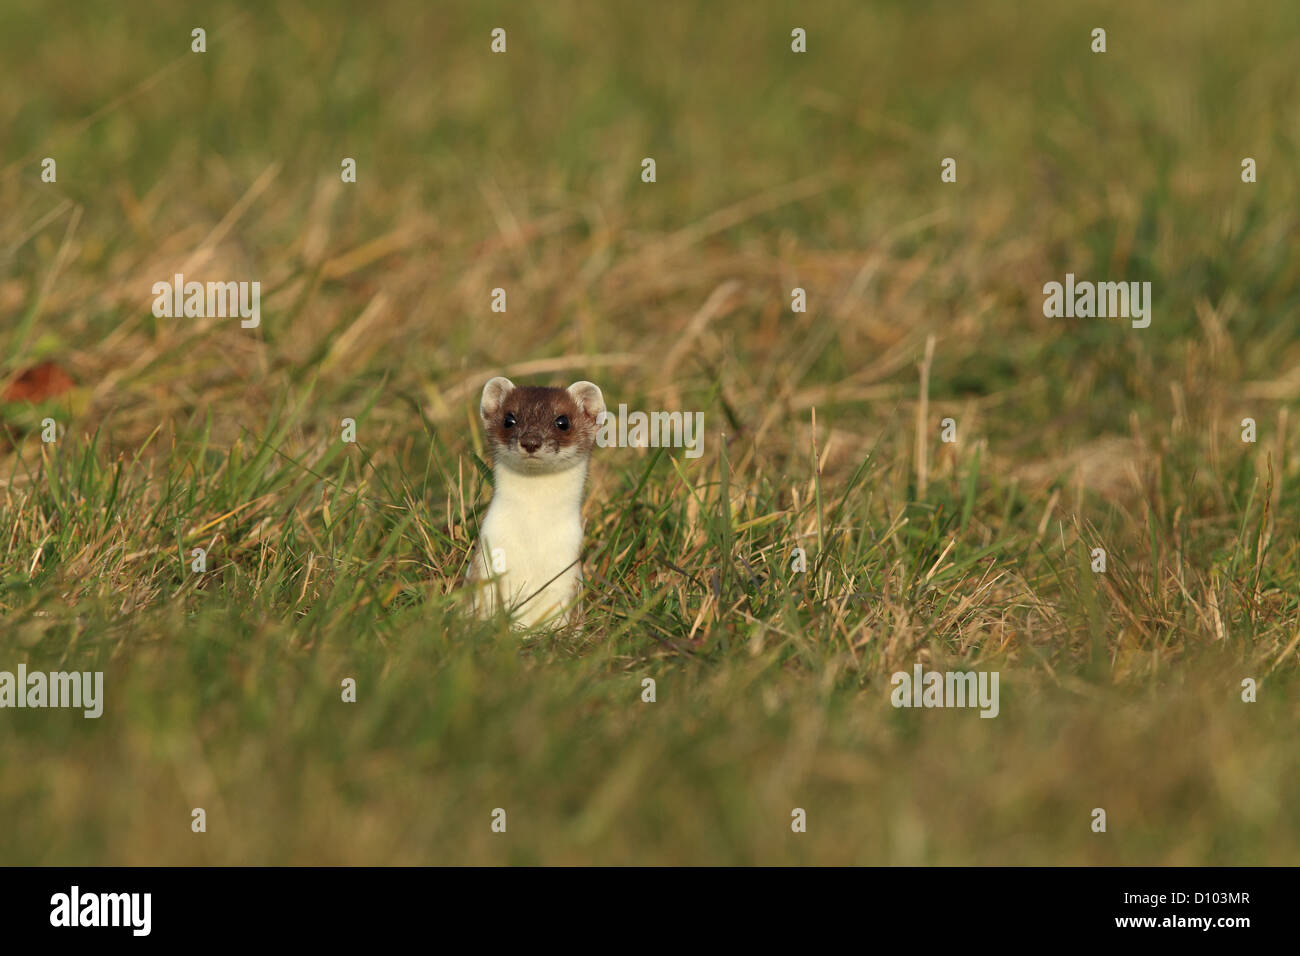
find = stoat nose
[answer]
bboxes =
[520,438,542,454]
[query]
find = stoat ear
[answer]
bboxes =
[480,377,515,421]
[567,381,606,423]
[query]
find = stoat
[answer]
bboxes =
[468,377,605,629]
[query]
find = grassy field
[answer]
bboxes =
[1,0,1298,864]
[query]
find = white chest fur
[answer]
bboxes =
[470,462,588,628]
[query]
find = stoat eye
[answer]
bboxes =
[554,415,570,431]
[504,412,516,428]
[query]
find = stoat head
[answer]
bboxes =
[480,377,605,475]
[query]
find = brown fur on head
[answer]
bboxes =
[479,378,605,474]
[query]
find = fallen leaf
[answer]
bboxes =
[2,361,75,402]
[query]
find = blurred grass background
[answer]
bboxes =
[0,0,1297,864]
